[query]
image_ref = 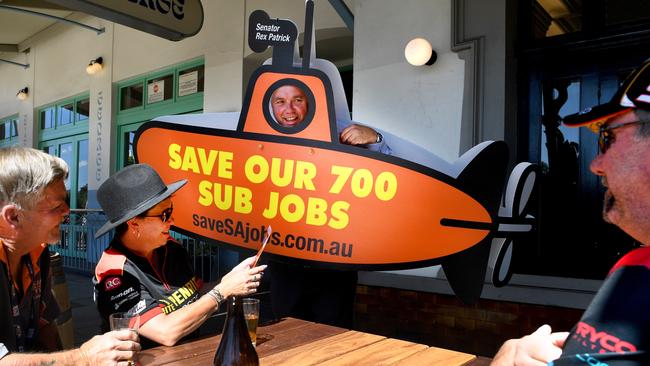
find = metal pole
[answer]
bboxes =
[327,0,354,31]
[0,4,105,34]
[0,58,29,68]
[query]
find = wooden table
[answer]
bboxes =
[140,318,491,365]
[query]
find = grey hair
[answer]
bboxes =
[0,147,69,210]
[634,109,650,138]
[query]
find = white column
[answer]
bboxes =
[18,50,35,147]
[87,22,115,193]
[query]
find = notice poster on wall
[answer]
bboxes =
[147,80,165,104]
[178,71,198,97]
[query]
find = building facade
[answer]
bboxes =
[1,0,649,356]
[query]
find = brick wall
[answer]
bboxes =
[354,285,583,357]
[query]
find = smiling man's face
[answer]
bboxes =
[271,85,308,127]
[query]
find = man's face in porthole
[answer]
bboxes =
[271,85,308,127]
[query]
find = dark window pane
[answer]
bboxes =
[120,83,144,110]
[1,123,6,140]
[124,131,136,167]
[606,0,650,25]
[77,139,88,209]
[147,74,173,104]
[58,103,74,126]
[178,65,204,96]
[76,98,90,121]
[41,108,54,129]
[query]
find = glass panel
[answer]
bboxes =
[10,119,18,137]
[120,83,144,110]
[178,65,205,96]
[606,0,650,25]
[77,139,88,209]
[147,74,173,104]
[540,80,581,169]
[124,131,136,167]
[0,123,7,140]
[43,145,56,155]
[58,103,74,126]
[533,0,582,39]
[76,98,90,122]
[59,142,73,193]
[41,108,55,129]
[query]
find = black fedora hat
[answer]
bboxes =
[95,164,187,238]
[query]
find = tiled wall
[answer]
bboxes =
[354,285,583,357]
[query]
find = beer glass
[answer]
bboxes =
[242,298,260,346]
[109,312,140,366]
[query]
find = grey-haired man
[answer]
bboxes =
[0,146,140,366]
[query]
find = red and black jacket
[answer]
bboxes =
[93,238,203,348]
[554,246,650,365]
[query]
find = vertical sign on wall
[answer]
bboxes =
[87,22,114,193]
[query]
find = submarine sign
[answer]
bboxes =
[135,4,536,303]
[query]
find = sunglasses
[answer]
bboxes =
[142,205,173,223]
[598,120,650,154]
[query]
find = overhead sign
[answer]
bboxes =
[45,0,204,41]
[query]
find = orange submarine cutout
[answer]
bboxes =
[134,2,537,303]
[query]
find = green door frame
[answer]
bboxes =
[39,133,89,210]
[116,57,205,169]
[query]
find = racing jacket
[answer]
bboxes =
[93,238,203,347]
[552,246,650,365]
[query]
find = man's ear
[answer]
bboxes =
[0,204,21,227]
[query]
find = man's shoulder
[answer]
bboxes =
[609,246,650,274]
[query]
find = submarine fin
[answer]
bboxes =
[442,141,509,304]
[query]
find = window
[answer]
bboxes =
[0,115,19,147]
[513,1,650,279]
[116,58,204,168]
[76,99,90,122]
[120,83,144,111]
[531,0,650,39]
[38,93,90,209]
[39,94,90,137]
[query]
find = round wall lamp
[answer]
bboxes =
[16,87,29,101]
[404,38,437,66]
[86,57,103,75]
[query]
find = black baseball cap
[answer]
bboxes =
[563,59,650,131]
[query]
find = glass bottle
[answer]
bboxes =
[213,296,259,366]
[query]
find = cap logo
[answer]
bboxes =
[579,107,592,115]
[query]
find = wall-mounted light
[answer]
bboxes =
[16,87,29,101]
[86,57,103,75]
[404,38,437,66]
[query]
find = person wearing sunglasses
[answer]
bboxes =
[492,60,650,365]
[92,164,267,348]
